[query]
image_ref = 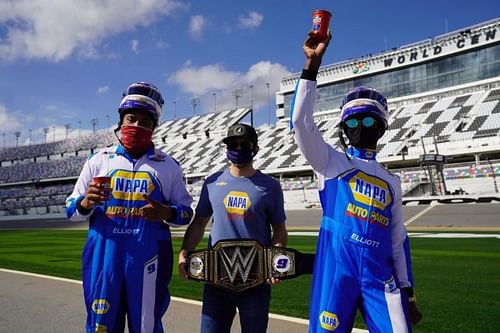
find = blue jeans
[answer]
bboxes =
[200,283,271,333]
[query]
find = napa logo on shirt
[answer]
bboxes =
[111,170,154,201]
[319,310,339,331]
[224,191,251,214]
[348,171,392,210]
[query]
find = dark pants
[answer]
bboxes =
[200,283,271,333]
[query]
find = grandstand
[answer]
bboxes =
[1,18,500,216]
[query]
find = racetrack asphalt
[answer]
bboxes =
[0,268,312,333]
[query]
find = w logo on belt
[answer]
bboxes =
[214,240,264,292]
[220,246,257,283]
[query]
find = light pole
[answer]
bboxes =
[266,83,271,126]
[212,92,217,112]
[232,89,242,110]
[487,158,499,193]
[249,84,254,126]
[14,131,20,147]
[78,120,82,138]
[91,118,98,134]
[65,124,71,140]
[191,97,200,115]
[172,100,177,119]
[43,128,49,144]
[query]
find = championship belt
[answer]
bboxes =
[187,239,315,293]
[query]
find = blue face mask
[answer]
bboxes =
[226,148,255,165]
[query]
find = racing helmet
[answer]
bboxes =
[118,82,164,126]
[340,86,388,129]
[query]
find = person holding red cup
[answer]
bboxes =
[66,82,193,333]
[290,20,423,333]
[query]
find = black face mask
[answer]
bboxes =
[343,125,385,149]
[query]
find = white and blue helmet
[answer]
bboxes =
[340,86,388,129]
[118,82,164,126]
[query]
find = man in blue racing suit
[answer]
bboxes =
[66,82,193,333]
[291,31,423,332]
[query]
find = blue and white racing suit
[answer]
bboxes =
[66,145,193,333]
[291,78,415,333]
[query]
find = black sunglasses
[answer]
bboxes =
[226,140,253,150]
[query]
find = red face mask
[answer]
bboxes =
[120,125,153,154]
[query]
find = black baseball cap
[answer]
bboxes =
[222,123,258,145]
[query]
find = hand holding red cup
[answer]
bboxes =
[93,176,111,199]
[311,9,332,41]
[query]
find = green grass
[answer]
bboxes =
[0,230,499,332]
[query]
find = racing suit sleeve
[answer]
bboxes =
[391,176,414,288]
[164,164,193,226]
[290,74,330,173]
[66,157,94,222]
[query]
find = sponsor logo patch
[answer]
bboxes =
[348,171,392,210]
[345,202,389,227]
[92,299,111,314]
[224,191,251,215]
[106,206,144,218]
[111,170,154,201]
[319,310,339,331]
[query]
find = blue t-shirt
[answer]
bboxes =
[196,168,286,247]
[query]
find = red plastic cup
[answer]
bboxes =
[311,9,332,41]
[93,176,111,198]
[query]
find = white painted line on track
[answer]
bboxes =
[405,203,436,226]
[0,267,82,284]
[409,232,500,238]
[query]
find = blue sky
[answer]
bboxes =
[0,0,498,146]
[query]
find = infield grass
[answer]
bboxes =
[0,230,499,332]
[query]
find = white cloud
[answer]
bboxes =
[97,86,110,95]
[168,63,239,95]
[0,0,183,62]
[238,11,263,29]
[167,61,290,111]
[0,103,22,132]
[131,39,139,54]
[155,39,170,49]
[189,15,205,41]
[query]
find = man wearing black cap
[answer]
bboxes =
[178,123,288,333]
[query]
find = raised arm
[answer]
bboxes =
[291,31,333,172]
